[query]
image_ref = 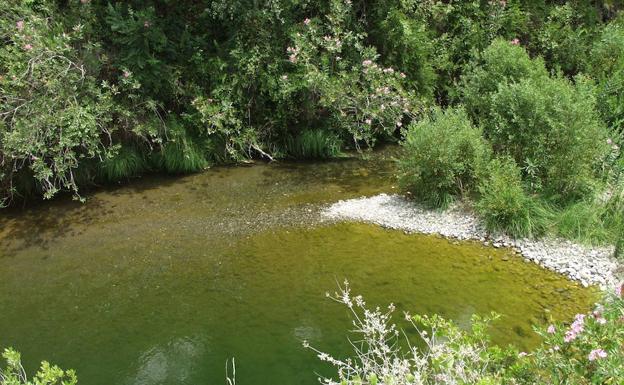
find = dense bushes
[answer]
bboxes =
[398,107,490,207]
[398,35,621,242]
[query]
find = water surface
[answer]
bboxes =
[0,150,596,385]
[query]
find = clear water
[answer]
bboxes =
[0,149,596,385]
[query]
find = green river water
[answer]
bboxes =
[0,149,596,385]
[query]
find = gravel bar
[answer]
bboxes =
[322,193,622,290]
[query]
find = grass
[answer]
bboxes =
[285,129,342,159]
[99,146,148,183]
[152,137,209,174]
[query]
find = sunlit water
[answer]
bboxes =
[0,149,596,385]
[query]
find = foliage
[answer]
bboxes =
[520,287,624,384]
[0,1,116,202]
[99,145,147,183]
[588,18,624,134]
[309,283,624,385]
[0,347,76,385]
[398,107,490,207]
[285,130,342,159]
[463,41,610,201]
[476,157,552,238]
[305,281,514,385]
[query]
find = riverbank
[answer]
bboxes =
[322,193,622,289]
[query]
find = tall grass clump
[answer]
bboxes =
[476,157,552,238]
[398,107,490,207]
[154,138,209,174]
[285,129,342,159]
[99,146,148,183]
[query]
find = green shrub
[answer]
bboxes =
[486,75,610,200]
[285,130,342,159]
[0,2,115,201]
[99,146,148,183]
[588,19,624,133]
[476,157,552,238]
[1,346,77,385]
[461,38,548,125]
[398,107,490,207]
[533,4,595,75]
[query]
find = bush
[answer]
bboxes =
[0,346,77,385]
[309,283,624,385]
[588,19,624,133]
[486,75,610,200]
[398,107,490,207]
[524,288,624,383]
[476,157,552,238]
[284,130,342,159]
[0,2,115,202]
[462,39,548,124]
[305,281,513,385]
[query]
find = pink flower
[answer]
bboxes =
[510,38,520,45]
[362,59,373,67]
[588,349,607,361]
[607,138,613,145]
[616,284,622,298]
[122,70,130,78]
[16,20,24,31]
[564,331,577,342]
[303,18,311,25]
[547,325,556,334]
[23,43,32,50]
[518,352,527,358]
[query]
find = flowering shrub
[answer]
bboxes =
[304,281,515,385]
[518,285,624,384]
[282,0,420,149]
[307,282,624,385]
[0,2,115,202]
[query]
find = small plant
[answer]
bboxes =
[0,347,77,385]
[398,107,490,207]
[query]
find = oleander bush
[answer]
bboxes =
[398,107,490,207]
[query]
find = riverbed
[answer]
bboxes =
[0,148,597,385]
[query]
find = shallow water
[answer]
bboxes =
[0,149,596,385]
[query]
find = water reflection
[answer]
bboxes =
[129,336,208,385]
